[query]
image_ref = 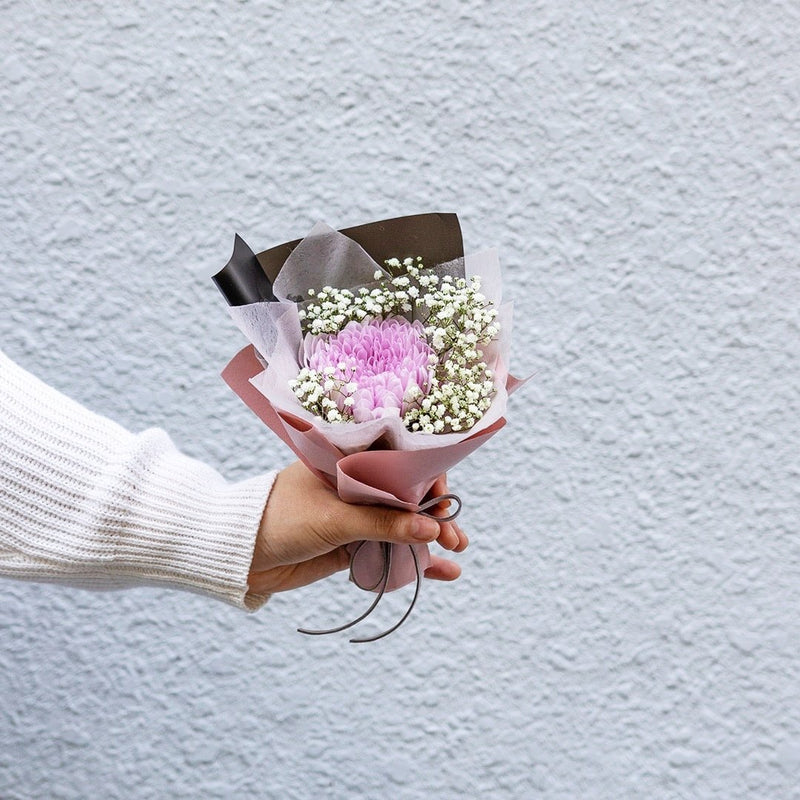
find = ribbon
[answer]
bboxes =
[297,493,462,643]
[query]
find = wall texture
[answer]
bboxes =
[2,1,800,798]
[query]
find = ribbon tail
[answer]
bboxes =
[296,493,458,642]
[297,542,392,636]
[350,545,422,644]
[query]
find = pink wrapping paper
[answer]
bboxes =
[223,344,515,590]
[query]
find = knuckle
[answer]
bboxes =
[379,508,409,542]
[315,506,344,547]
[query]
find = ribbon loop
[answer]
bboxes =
[417,492,462,523]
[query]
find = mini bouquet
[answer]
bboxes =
[213,214,525,641]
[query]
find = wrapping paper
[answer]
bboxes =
[214,214,525,592]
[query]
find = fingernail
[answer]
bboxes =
[413,517,439,541]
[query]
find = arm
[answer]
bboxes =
[0,349,274,609]
[0,350,468,609]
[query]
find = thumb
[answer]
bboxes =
[321,502,441,548]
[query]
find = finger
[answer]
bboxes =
[436,520,461,551]
[434,517,470,550]
[452,523,469,552]
[428,475,462,516]
[423,475,460,551]
[455,525,469,551]
[428,474,448,502]
[426,476,463,530]
[423,555,462,581]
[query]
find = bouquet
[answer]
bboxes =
[214,214,525,641]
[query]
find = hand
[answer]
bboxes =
[248,461,468,594]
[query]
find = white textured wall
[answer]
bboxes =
[2,1,799,797]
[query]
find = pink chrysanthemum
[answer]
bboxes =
[306,317,434,422]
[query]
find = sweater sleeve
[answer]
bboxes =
[0,349,277,610]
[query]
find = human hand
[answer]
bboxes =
[248,460,468,595]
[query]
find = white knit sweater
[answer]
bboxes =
[0,349,276,610]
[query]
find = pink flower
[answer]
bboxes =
[306,317,434,423]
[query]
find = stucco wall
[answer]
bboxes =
[2,1,800,798]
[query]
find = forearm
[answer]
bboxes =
[0,349,275,609]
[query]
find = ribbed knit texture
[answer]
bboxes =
[0,349,276,610]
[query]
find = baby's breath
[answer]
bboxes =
[290,366,352,423]
[293,256,499,433]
